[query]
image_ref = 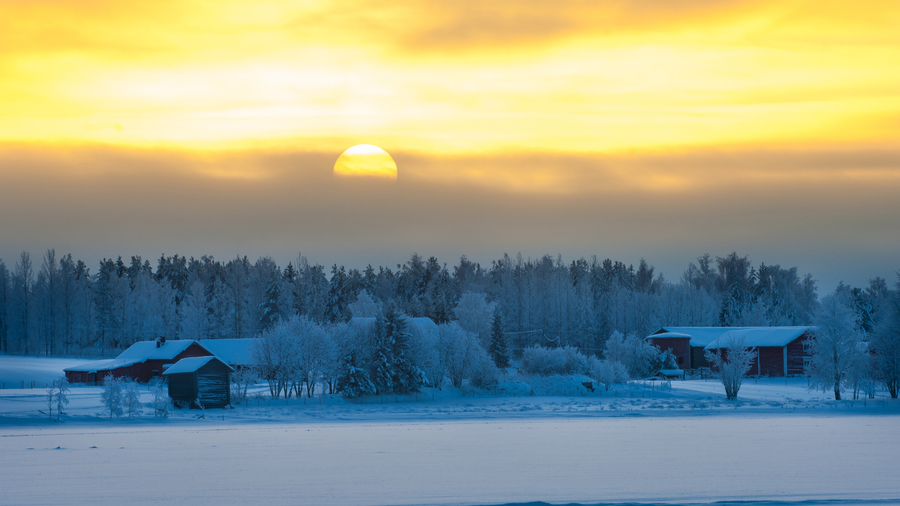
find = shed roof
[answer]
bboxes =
[163,356,234,375]
[652,327,747,347]
[649,332,692,339]
[704,327,815,350]
[199,339,257,367]
[64,340,205,373]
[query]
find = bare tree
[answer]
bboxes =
[705,332,756,400]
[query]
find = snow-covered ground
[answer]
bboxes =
[0,355,102,387]
[2,355,899,506]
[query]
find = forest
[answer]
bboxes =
[0,249,885,357]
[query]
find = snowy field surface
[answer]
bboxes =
[2,355,899,506]
[0,355,101,387]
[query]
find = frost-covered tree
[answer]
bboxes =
[123,380,142,418]
[808,293,866,400]
[151,380,172,417]
[453,292,494,346]
[45,385,56,420]
[873,277,900,398]
[604,331,660,378]
[348,290,380,318]
[488,307,509,369]
[705,332,756,400]
[521,345,589,376]
[101,375,124,418]
[591,359,628,391]
[336,350,376,397]
[55,376,69,421]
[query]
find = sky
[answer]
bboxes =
[1,0,899,291]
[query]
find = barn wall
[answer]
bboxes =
[758,347,785,377]
[786,334,810,376]
[168,372,198,406]
[691,347,709,369]
[196,361,231,408]
[650,338,691,370]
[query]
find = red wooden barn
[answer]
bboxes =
[648,332,692,370]
[704,327,814,377]
[64,337,213,384]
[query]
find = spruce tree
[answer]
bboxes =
[371,315,394,394]
[489,307,510,369]
[336,351,375,397]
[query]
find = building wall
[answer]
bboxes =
[168,372,198,406]
[691,347,709,369]
[650,337,691,370]
[196,361,231,408]
[786,333,811,376]
[758,347,785,377]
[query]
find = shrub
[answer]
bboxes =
[521,345,588,376]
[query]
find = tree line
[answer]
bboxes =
[0,250,828,357]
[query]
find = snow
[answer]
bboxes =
[162,356,227,375]
[705,327,814,349]
[198,339,257,367]
[2,355,899,506]
[0,356,102,386]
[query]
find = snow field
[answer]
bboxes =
[2,416,899,506]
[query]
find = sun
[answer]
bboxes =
[333,144,398,180]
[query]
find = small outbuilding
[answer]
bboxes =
[163,356,234,408]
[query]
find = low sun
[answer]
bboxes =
[333,144,398,180]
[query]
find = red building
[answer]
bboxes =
[648,332,692,370]
[704,327,815,377]
[64,338,213,384]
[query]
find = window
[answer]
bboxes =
[803,357,811,371]
[802,341,811,353]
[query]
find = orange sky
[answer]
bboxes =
[1,0,899,288]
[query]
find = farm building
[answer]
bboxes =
[704,327,815,377]
[647,332,692,370]
[163,356,234,408]
[64,337,213,384]
[647,327,813,374]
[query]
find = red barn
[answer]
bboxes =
[648,332,692,370]
[704,327,814,377]
[64,338,213,384]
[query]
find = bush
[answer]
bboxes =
[591,359,628,391]
[469,349,500,388]
[521,345,588,376]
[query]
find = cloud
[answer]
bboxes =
[1,142,897,291]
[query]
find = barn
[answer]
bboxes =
[647,332,692,370]
[163,356,234,408]
[64,337,213,384]
[649,326,814,375]
[705,327,814,377]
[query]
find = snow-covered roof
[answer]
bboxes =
[163,356,233,375]
[652,327,744,347]
[63,340,202,373]
[649,332,692,339]
[704,327,815,350]
[199,339,258,367]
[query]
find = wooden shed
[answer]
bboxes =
[163,356,234,408]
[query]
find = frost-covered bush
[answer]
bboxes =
[468,345,500,389]
[605,331,661,378]
[231,367,256,404]
[101,375,124,418]
[520,345,588,376]
[591,359,628,391]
